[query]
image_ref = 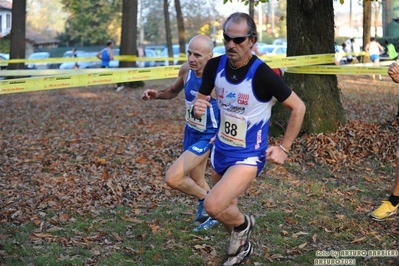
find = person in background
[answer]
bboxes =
[137,43,145,68]
[97,40,124,92]
[334,42,345,66]
[191,12,306,265]
[350,38,361,63]
[343,42,353,64]
[141,34,220,231]
[384,40,399,63]
[370,62,399,221]
[364,37,384,80]
[71,48,79,69]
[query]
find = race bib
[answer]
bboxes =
[185,104,207,132]
[218,110,247,147]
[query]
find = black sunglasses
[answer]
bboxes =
[223,33,251,44]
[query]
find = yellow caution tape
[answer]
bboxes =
[0,52,394,95]
[286,65,389,75]
[1,66,180,95]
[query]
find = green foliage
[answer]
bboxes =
[61,0,122,46]
[0,38,10,53]
[27,0,66,38]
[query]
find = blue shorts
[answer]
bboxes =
[370,54,379,62]
[210,148,266,177]
[183,127,214,156]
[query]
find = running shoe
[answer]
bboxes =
[193,217,220,232]
[194,199,209,226]
[115,85,125,92]
[223,242,253,266]
[228,215,255,256]
[370,200,398,221]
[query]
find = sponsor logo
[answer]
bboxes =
[226,92,236,99]
[237,93,249,105]
[218,87,224,98]
[221,103,245,114]
[192,146,204,153]
[190,89,197,97]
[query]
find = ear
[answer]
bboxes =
[248,36,255,47]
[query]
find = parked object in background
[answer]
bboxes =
[212,46,225,57]
[109,49,156,68]
[257,45,287,56]
[59,52,100,69]
[155,44,188,66]
[62,50,85,58]
[0,53,9,70]
[272,38,287,46]
[26,52,57,69]
[145,45,166,56]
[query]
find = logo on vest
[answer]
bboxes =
[237,93,249,105]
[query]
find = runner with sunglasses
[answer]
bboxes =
[190,12,306,265]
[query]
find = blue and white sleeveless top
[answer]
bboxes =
[184,69,219,135]
[214,55,274,156]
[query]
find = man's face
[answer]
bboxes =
[223,20,254,62]
[187,40,212,72]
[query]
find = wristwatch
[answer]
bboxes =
[190,104,196,117]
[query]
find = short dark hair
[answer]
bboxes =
[106,40,113,46]
[223,12,258,44]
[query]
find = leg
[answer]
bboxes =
[391,148,399,196]
[205,165,257,260]
[370,148,399,220]
[165,150,209,200]
[205,165,256,226]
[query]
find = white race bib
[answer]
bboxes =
[185,104,207,132]
[218,110,247,147]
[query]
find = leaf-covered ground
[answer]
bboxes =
[1,74,399,265]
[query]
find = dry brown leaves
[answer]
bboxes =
[0,76,398,263]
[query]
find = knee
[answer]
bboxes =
[165,171,179,189]
[204,198,220,218]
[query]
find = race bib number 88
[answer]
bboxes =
[218,111,247,147]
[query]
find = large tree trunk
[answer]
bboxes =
[273,0,345,135]
[362,0,372,63]
[164,0,173,66]
[174,0,185,65]
[120,0,143,88]
[8,0,26,70]
[382,0,392,37]
[120,0,137,69]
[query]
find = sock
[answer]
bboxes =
[234,216,248,232]
[388,194,399,206]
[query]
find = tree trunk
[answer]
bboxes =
[174,0,185,65]
[363,0,372,63]
[120,0,137,69]
[120,0,143,88]
[248,0,255,19]
[273,0,345,135]
[382,0,392,37]
[164,0,173,66]
[8,0,26,70]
